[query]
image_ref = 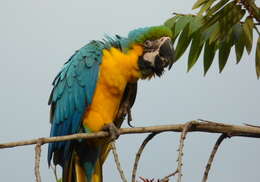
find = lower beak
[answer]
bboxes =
[159,39,175,69]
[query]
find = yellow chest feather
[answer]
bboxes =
[83,45,143,132]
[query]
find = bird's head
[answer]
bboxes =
[122,26,175,78]
[138,36,174,77]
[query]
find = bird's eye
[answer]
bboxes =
[144,40,152,48]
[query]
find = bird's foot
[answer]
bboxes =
[102,123,120,141]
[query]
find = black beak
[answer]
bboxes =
[159,39,175,69]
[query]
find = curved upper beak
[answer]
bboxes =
[159,37,175,69]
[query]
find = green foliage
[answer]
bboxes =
[243,16,254,54]
[165,0,260,77]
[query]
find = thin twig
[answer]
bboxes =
[35,141,42,182]
[1,121,260,149]
[198,119,226,125]
[176,121,193,182]
[172,12,197,16]
[202,134,228,182]
[244,123,260,128]
[132,132,160,182]
[111,141,128,182]
[159,170,178,182]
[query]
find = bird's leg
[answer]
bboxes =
[102,123,120,141]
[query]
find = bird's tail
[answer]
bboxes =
[62,141,103,182]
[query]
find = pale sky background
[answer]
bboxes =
[0,0,260,182]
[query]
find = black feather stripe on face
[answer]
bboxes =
[138,55,164,78]
[138,56,154,78]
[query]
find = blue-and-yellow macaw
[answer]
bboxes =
[48,25,174,182]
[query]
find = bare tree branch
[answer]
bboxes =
[1,120,260,182]
[244,123,260,128]
[176,121,193,182]
[35,141,42,182]
[159,170,178,182]
[131,132,160,182]
[1,121,260,149]
[111,141,128,182]
[202,133,228,182]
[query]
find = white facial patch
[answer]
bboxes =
[143,49,159,66]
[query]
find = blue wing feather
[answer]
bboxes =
[48,41,105,165]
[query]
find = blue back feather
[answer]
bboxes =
[48,41,106,165]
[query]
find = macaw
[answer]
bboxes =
[48,25,174,182]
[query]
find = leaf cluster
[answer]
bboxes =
[165,0,260,77]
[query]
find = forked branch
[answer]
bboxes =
[1,120,260,182]
[34,141,42,182]
[1,120,260,149]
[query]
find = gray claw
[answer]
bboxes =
[102,123,120,141]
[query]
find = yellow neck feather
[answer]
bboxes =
[83,44,143,132]
[102,44,143,82]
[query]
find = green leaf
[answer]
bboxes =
[192,0,209,9]
[204,40,217,75]
[218,5,245,40]
[198,0,215,16]
[201,1,236,31]
[202,3,244,43]
[243,16,254,54]
[189,16,203,35]
[175,24,193,60]
[209,23,220,44]
[164,15,182,44]
[206,0,230,17]
[202,22,219,41]
[218,35,233,73]
[256,37,260,78]
[164,15,181,29]
[188,32,205,71]
[232,23,245,63]
[173,15,193,39]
